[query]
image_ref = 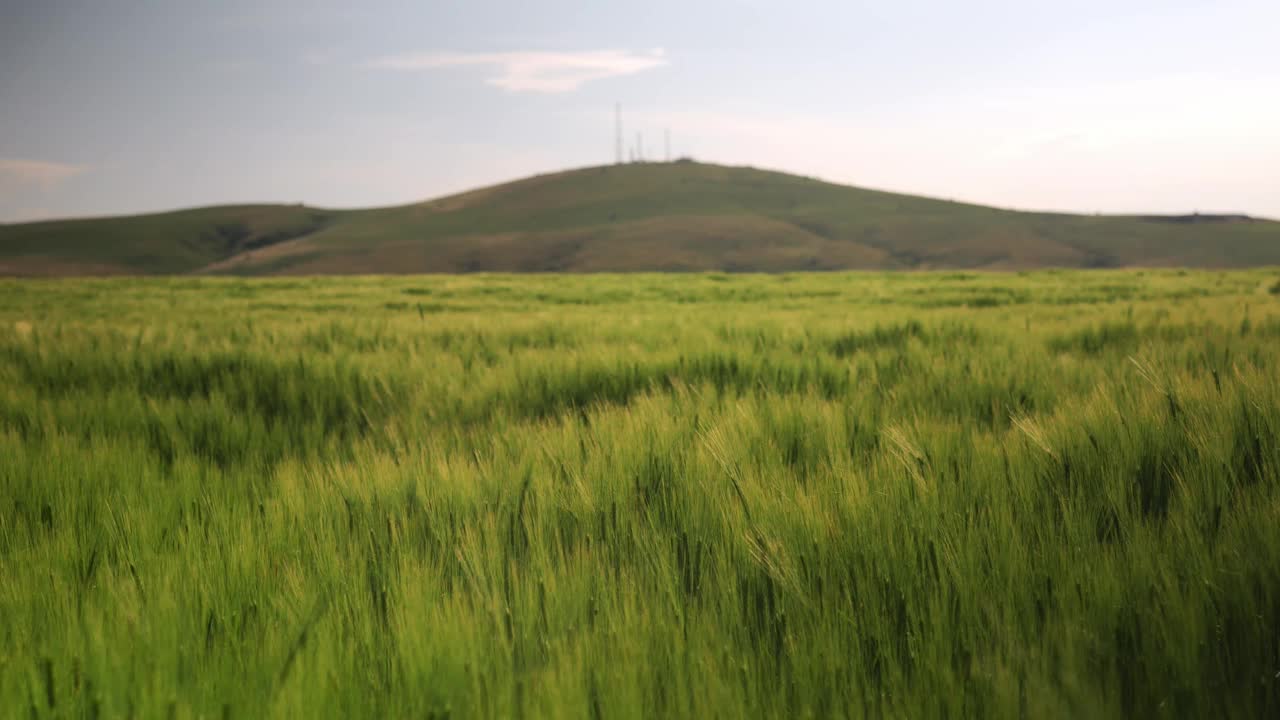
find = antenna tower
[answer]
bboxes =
[614,104,623,164]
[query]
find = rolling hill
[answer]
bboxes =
[2,161,1278,275]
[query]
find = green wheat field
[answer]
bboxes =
[3,270,1279,718]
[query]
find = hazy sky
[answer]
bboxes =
[2,0,1277,222]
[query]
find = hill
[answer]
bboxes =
[3,162,1278,275]
[0,205,334,276]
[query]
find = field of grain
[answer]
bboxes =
[2,270,1279,718]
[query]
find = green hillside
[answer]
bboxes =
[2,162,1278,274]
[0,205,334,276]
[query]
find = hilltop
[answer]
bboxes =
[2,161,1278,275]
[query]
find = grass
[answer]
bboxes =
[4,162,1280,275]
[1,269,1279,718]
[0,205,332,276]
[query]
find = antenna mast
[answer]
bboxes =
[614,104,623,165]
[664,128,671,162]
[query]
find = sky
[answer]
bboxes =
[1,0,1277,223]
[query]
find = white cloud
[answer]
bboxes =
[4,207,53,223]
[624,69,1280,217]
[301,49,336,66]
[0,159,87,194]
[366,49,668,93]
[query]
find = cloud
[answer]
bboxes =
[205,59,257,72]
[366,49,668,93]
[4,208,53,223]
[301,49,336,66]
[629,96,1280,216]
[0,159,87,193]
